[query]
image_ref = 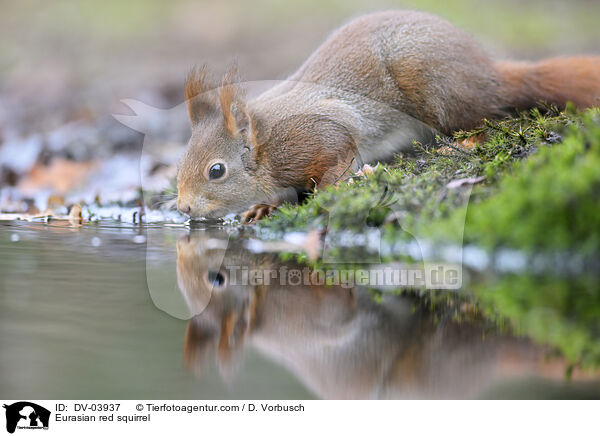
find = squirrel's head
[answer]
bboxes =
[177,65,271,219]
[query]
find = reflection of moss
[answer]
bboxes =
[474,275,600,370]
[260,107,600,368]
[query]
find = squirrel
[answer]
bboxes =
[176,10,600,222]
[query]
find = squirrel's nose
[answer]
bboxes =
[178,202,191,215]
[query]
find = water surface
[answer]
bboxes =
[1,222,598,399]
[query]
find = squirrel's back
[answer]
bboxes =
[262,10,599,134]
[276,11,508,133]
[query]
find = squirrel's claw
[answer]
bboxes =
[241,204,277,224]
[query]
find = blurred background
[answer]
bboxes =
[0,0,599,210]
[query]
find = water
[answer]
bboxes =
[1,221,598,399]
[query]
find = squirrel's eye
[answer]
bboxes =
[208,163,226,180]
[207,271,225,287]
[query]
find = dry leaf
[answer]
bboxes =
[19,158,97,195]
[446,176,485,189]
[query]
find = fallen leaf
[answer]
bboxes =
[356,163,376,177]
[457,135,485,150]
[68,203,83,224]
[302,229,323,261]
[446,176,486,189]
[18,158,97,195]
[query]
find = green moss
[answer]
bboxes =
[461,109,600,253]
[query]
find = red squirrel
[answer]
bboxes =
[176,10,600,221]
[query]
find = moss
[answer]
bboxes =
[461,109,600,254]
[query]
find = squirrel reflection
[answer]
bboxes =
[177,231,577,399]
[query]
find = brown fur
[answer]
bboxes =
[497,56,600,110]
[256,114,356,189]
[177,10,600,219]
[219,64,247,136]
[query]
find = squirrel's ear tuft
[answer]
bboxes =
[220,63,248,137]
[185,65,216,124]
[216,310,245,382]
[247,110,268,153]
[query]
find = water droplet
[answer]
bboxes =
[132,235,146,244]
[91,236,102,247]
[10,233,20,242]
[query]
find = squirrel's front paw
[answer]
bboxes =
[241,204,277,224]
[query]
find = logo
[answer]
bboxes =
[3,402,50,434]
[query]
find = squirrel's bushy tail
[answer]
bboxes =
[496,56,600,111]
